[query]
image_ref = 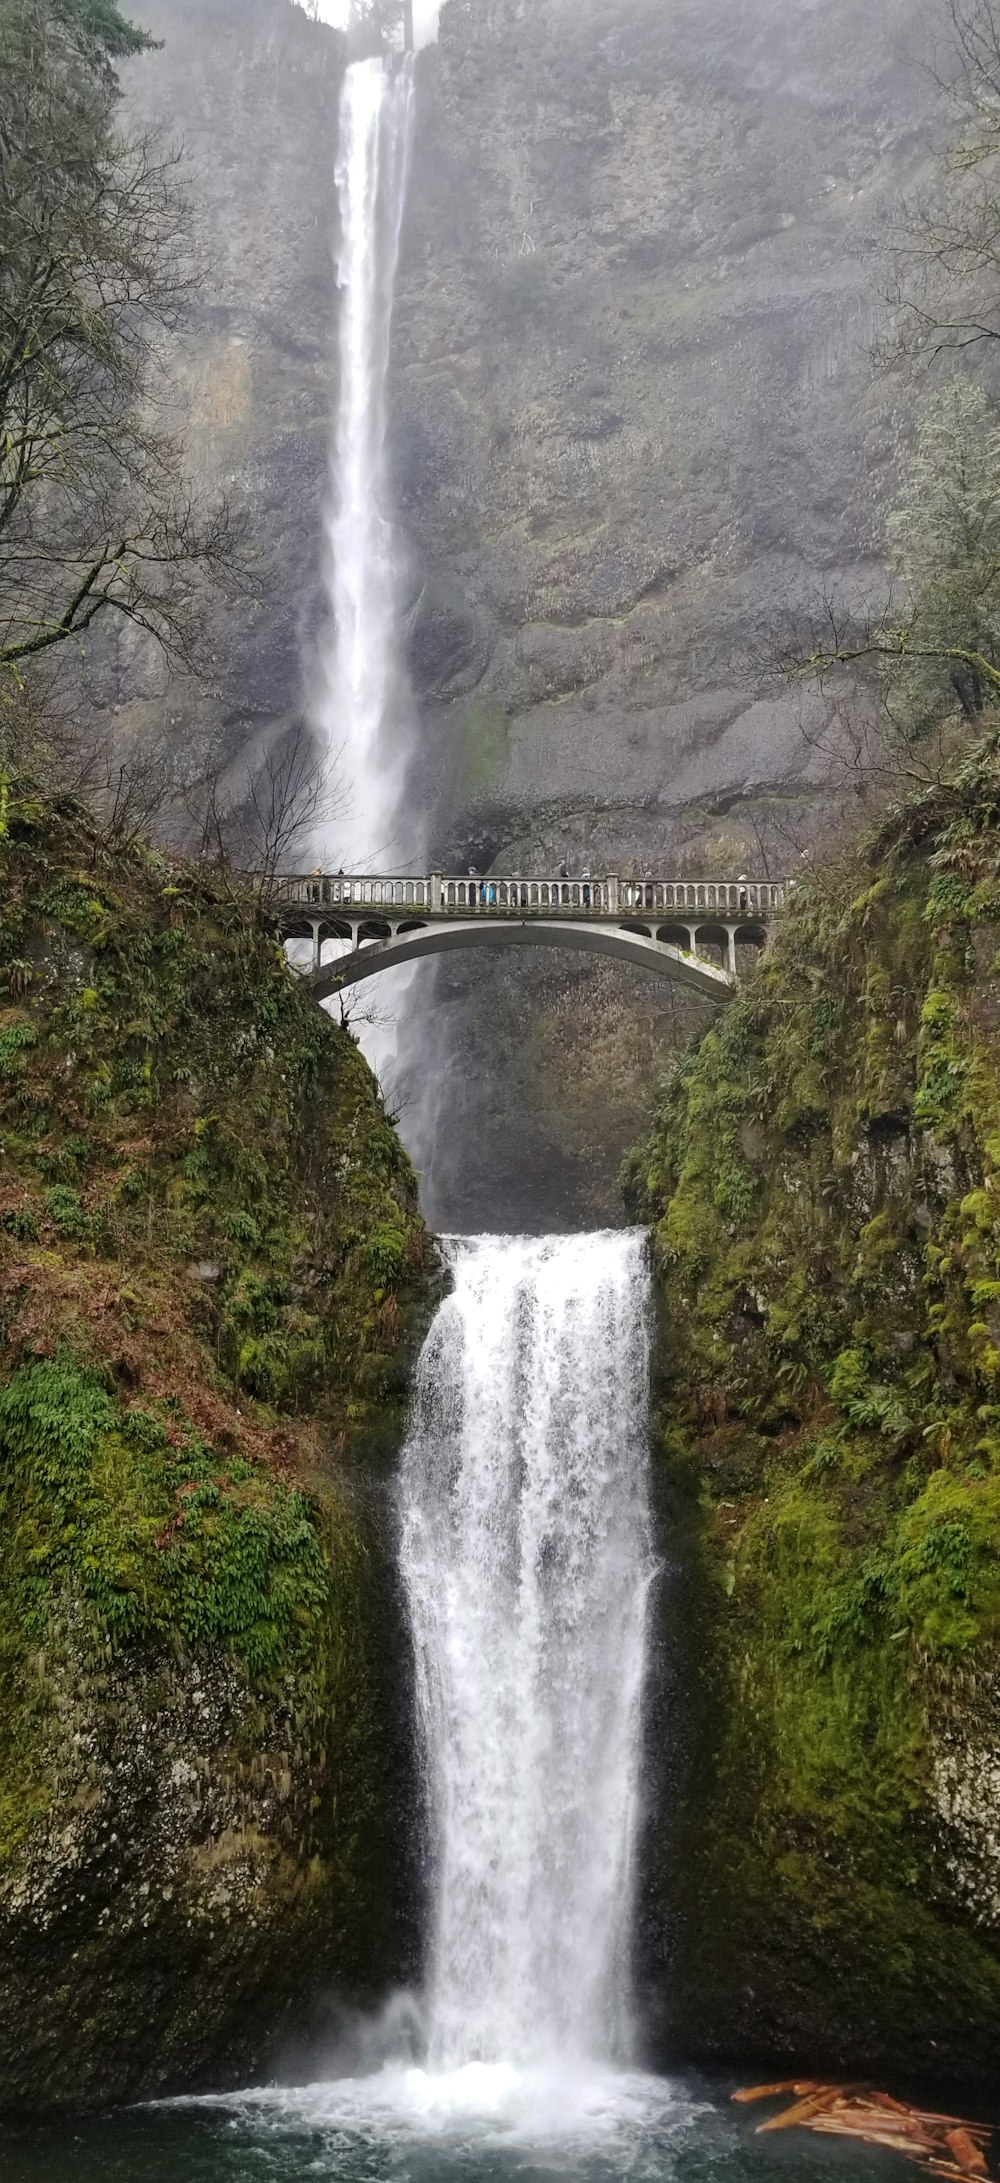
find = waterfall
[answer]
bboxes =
[399,1231,656,2072]
[314,54,417,873]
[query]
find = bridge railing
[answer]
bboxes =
[438,876,616,912]
[270,874,434,911]
[271,873,788,919]
[618,879,787,917]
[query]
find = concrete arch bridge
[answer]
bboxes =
[272,870,789,1004]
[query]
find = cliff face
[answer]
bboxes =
[399,0,926,839]
[100,0,945,1225]
[626,736,1000,2082]
[100,0,345,777]
[0,781,430,2112]
[390,0,939,1225]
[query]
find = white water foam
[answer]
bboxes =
[313,54,417,875]
[401,1231,657,2072]
[182,2059,693,2159]
[306,53,421,1098]
[170,1233,664,2151]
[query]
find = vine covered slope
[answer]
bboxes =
[0,781,430,2112]
[627,739,1000,2083]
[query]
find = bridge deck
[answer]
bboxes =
[271,872,787,921]
[269,871,788,999]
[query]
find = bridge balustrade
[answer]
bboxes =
[619,879,786,915]
[271,872,787,920]
[440,878,609,912]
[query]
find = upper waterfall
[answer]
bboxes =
[313,55,417,872]
[399,1231,656,2071]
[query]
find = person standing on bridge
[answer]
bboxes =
[582,866,591,907]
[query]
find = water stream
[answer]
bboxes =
[4,1235,925,2180]
[401,1232,654,2073]
[313,52,417,874]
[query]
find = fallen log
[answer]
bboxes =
[731,2080,818,2104]
[733,2083,995,2180]
[756,2087,841,2131]
[945,2130,990,2179]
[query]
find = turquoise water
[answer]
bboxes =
[0,2064,944,2183]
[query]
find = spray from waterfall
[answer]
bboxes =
[313,54,418,874]
[399,1230,656,2070]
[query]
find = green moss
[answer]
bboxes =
[0,776,431,1998]
[451,696,510,804]
[629,733,1000,2079]
[0,1361,331,1674]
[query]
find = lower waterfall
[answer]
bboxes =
[399,1231,656,2072]
[170,1233,687,2164]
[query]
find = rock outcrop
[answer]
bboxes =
[391,0,938,1224]
[626,733,1000,2083]
[104,0,346,774]
[399,0,928,845]
[0,779,430,2111]
[105,0,947,1226]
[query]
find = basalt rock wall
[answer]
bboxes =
[0,780,432,2112]
[393,0,937,1226]
[102,0,345,783]
[626,734,1000,2082]
[109,0,942,1226]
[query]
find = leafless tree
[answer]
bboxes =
[882,0,1000,359]
[0,0,242,682]
[185,721,347,896]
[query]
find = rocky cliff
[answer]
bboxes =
[101,0,947,1227]
[393,0,938,1225]
[101,0,346,779]
[0,778,430,2112]
[626,733,1000,2083]
[400,0,926,838]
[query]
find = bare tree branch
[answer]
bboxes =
[0,0,242,679]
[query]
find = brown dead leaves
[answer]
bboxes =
[733,2085,994,2180]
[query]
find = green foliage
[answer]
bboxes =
[0,1362,331,1676]
[366,1223,407,1289]
[0,777,429,1901]
[52,0,158,58]
[0,1015,38,1077]
[43,1184,87,1237]
[915,987,967,1127]
[629,736,1000,2067]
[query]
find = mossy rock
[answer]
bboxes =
[628,733,1000,2086]
[0,776,434,2112]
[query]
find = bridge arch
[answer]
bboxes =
[694,921,732,971]
[271,867,788,1010]
[306,917,734,1003]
